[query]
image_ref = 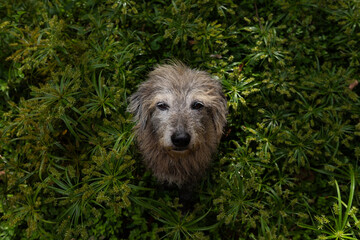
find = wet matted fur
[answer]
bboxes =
[128,62,227,187]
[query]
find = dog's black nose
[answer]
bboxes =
[171,132,191,148]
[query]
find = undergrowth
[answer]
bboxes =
[0,0,359,239]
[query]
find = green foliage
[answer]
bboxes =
[0,0,359,239]
[131,197,217,239]
[299,166,359,239]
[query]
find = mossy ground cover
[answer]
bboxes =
[0,1,360,239]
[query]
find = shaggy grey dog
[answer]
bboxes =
[128,62,227,187]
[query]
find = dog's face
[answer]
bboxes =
[128,62,227,156]
[150,90,212,155]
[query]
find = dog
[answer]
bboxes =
[128,62,227,188]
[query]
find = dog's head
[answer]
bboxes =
[128,62,227,155]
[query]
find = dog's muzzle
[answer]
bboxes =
[171,131,191,151]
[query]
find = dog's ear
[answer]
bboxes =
[211,90,228,137]
[127,89,149,130]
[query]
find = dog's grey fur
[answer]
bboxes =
[128,62,227,187]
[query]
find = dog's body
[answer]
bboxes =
[128,62,227,187]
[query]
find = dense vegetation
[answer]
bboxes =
[1,0,360,239]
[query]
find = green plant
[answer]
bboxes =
[0,0,359,239]
[131,197,218,240]
[299,166,359,239]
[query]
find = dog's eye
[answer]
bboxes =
[157,102,169,111]
[191,101,204,110]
